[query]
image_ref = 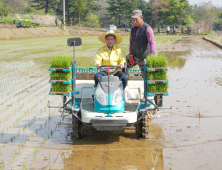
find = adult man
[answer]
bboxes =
[166,26,170,35]
[123,22,126,32]
[130,22,133,29]
[55,17,58,26]
[181,27,184,34]
[158,25,161,34]
[94,31,128,89]
[173,26,176,34]
[126,10,155,77]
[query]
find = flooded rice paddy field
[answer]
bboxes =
[0,36,222,169]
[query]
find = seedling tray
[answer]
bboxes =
[49,79,73,84]
[146,67,168,72]
[146,80,169,84]
[51,83,72,93]
[148,91,169,96]
[49,89,73,96]
[49,66,73,72]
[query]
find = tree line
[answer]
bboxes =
[0,0,222,31]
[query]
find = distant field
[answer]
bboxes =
[0,35,184,68]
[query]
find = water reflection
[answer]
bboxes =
[159,51,190,69]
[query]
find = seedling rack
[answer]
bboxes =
[48,38,82,122]
[143,59,169,108]
[49,66,73,72]
[49,67,74,95]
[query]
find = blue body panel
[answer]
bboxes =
[139,100,154,110]
[94,93,125,113]
[68,98,81,110]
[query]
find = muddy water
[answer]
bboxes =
[158,37,222,170]
[1,36,222,170]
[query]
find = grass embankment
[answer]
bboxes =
[206,31,222,44]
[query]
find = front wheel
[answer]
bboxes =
[135,112,149,139]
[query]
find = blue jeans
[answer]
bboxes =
[94,71,128,89]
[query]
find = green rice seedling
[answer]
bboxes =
[23,161,26,170]
[9,156,13,162]
[20,20,32,25]
[51,72,72,80]
[156,84,168,92]
[51,56,73,68]
[147,84,168,93]
[147,71,167,80]
[146,55,168,68]
[34,150,36,158]
[13,150,17,158]
[18,145,21,153]
[51,83,72,92]
[147,84,156,93]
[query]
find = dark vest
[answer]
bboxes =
[131,22,151,60]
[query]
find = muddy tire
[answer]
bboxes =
[136,112,149,139]
[72,112,80,138]
[71,111,83,139]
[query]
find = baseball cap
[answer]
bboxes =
[131,10,142,18]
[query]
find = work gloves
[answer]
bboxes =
[129,55,134,65]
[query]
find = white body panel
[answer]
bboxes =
[73,82,155,124]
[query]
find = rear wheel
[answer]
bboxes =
[72,111,83,139]
[72,112,79,138]
[136,112,149,139]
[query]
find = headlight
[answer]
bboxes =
[95,86,107,106]
[112,88,123,106]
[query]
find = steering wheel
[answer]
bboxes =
[100,65,121,74]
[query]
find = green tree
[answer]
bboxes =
[30,0,55,14]
[161,0,192,26]
[0,2,9,17]
[106,0,129,26]
[192,1,217,32]
[183,15,195,26]
[71,0,86,26]
[82,13,100,28]
[148,0,170,27]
